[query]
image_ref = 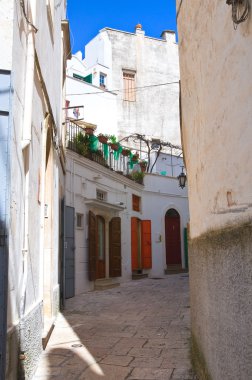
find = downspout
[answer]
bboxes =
[21,1,37,149]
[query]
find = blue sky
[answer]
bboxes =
[67,0,177,55]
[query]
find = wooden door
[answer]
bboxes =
[88,211,97,281]
[96,216,106,279]
[64,206,75,298]
[141,220,152,269]
[109,217,122,277]
[165,209,181,265]
[131,217,140,270]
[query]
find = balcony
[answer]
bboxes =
[65,120,144,184]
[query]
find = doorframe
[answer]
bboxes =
[96,215,106,279]
[162,205,185,269]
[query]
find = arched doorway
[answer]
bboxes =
[165,208,181,266]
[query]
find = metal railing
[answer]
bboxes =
[66,121,132,177]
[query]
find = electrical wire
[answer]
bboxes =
[66,81,180,96]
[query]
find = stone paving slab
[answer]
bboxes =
[33,275,197,380]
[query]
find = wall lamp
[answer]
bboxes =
[226,0,250,27]
[178,166,187,189]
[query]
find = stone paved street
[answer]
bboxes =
[33,275,195,380]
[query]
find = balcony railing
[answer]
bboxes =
[65,121,144,184]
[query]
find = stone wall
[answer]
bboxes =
[189,224,252,380]
[176,1,252,378]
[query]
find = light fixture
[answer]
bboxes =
[178,166,187,189]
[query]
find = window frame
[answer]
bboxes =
[132,194,141,212]
[76,213,84,229]
[123,70,136,102]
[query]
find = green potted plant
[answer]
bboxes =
[131,151,139,162]
[131,171,144,184]
[121,147,131,157]
[109,135,119,151]
[139,160,147,172]
[73,132,89,156]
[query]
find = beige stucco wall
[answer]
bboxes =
[177,2,252,379]
[177,1,252,239]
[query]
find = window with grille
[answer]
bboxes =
[100,73,107,88]
[76,213,83,228]
[96,190,107,201]
[123,71,136,101]
[132,194,141,212]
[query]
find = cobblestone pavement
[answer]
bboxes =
[33,274,196,380]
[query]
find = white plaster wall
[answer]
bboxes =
[0,0,14,70]
[85,31,112,69]
[66,150,189,293]
[105,28,180,145]
[66,75,118,136]
[143,174,189,276]
[65,150,144,294]
[150,152,185,177]
[177,1,252,239]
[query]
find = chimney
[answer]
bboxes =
[161,30,176,43]
[135,23,145,35]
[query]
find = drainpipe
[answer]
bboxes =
[21,1,37,149]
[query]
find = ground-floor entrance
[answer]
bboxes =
[165,208,182,266]
[89,211,121,281]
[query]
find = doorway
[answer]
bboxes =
[165,209,181,266]
[96,216,105,279]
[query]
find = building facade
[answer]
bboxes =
[177,1,252,379]
[67,25,180,146]
[0,1,70,378]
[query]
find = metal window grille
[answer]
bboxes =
[96,190,107,201]
[76,213,83,228]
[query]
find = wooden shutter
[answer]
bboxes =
[141,220,152,269]
[131,217,139,271]
[88,211,97,281]
[109,217,122,277]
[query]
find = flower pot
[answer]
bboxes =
[131,155,139,162]
[140,163,147,172]
[98,135,108,144]
[110,143,119,151]
[85,127,94,135]
[121,149,130,157]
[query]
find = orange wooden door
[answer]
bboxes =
[131,217,139,270]
[109,217,122,277]
[141,220,152,269]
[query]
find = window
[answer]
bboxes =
[132,194,141,212]
[99,73,106,88]
[123,71,136,101]
[76,213,83,228]
[96,189,107,201]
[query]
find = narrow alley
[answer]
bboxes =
[33,275,194,380]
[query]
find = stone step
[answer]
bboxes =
[132,273,149,280]
[164,265,188,275]
[94,278,120,291]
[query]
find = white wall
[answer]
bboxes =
[143,174,189,276]
[104,28,180,146]
[66,73,118,136]
[65,150,144,294]
[4,0,67,378]
[66,150,189,294]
